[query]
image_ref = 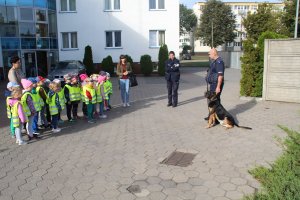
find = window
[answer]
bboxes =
[149,0,165,10]
[18,0,33,7]
[61,32,77,49]
[36,9,47,22]
[104,0,120,11]
[60,0,76,11]
[19,8,34,21]
[1,38,20,49]
[19,22,35,36]
[149,30,165,47]
[105,31,121,48]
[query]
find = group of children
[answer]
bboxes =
[5,71,113,145]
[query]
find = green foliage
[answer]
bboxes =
[83,45,94,75]
[196,0,236,47]
[243,3,289,41]
[240,31,287,97]
[180,4,197,34]
[140,54,153,76]
[282,0,300,37]
[158,44,168,76]
[101,55,114,75]
[244,125,300,200]
[125,55,133,65]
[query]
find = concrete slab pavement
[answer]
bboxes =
[0,67,299,200]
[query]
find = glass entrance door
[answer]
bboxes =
[23,52,37,77]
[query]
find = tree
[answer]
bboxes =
[243,3,289,41]
[140,55,153,76]
[83,45,94,75]
[282,0,300,37]
[180,4,197,35]
[101,55,114,75]
[158,44,168,76]
[195,0,236,47]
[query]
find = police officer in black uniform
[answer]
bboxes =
[205,48,225,120]
[165,51,180,107]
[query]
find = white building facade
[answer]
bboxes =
[56,0,179,63]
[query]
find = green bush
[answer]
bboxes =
[244,125,300,200]
[240,31,287,97]
[83,45,94,75]
[101,55,114,75]
[125,55,133,65]
[158,44,168,76]
[140,54,153,76]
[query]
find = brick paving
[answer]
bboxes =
[0,67,299,200]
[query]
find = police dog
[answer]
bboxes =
[205,92,252,130]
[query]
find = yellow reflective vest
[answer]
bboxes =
[64,84,81,102]
[10,101,28,127]
[21,91,34,117]
[84,86,96,104]
[57,88,66,110]
[47,93,59,115]
[36,86,47,107]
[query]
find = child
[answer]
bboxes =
[96,74,107,119]
[47,82,62,133]
[21,78,38,140]
[53,79,65,124]
[104,72,113,110]
[64,74,81,122]
[36,76,49,129]
[43,79,52,125]
[7,87,28,145]
[6,82,20,138]
[28,77,42,135]
[79,74,88,118]
[83,77,96,123]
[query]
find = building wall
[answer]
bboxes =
[57,0,179,63]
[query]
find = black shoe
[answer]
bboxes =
[33,134,40,139]
[204,117,209,121]
[172,104,177,108]
[167,103,172,107]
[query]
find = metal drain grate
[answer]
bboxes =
[160,151,197,167]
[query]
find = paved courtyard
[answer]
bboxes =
[0,67,299,200]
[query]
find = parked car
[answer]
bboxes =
[48,60,86,81]
[181,53,192,60]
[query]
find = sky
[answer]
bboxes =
[179,0,198,8]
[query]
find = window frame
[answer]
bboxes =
[104,0,121,12]
[149,30,165,48]
[105,30,122,49]
[60,0,76,12]
[61,32,78,50]
[149,0,166,11]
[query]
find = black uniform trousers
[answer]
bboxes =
[167,80,179,106]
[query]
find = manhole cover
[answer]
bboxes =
[160,151,197,167]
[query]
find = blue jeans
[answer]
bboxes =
[51,114,58,129]
[98,102,104,115]
[33,112,38,132]
[119,79,130,104]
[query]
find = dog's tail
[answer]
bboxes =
[235,124,252,130]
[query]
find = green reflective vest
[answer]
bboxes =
[36,86,47,107]
[57,88,66,110]
[10,101,28,127]
[84,86,96,104]
[21,91,34,117]
[31,92,42,112]
[96,83,103,103]
[6,97,12,119]
[65,84,81,102]
[47,93,59,115]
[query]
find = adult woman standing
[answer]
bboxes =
[116,55,132,107]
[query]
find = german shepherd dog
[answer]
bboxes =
[205,92,252,130]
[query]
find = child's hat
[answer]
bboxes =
[28,77,38,84]
[64,73,72,81]
[21,79,33,89]
[7,82,19,89]
[100,71,107,76]
[53,79,61,84]
[98,75,106,83]
[37,76,45,82]
[79,74,88,81]
[106,72,110,77]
